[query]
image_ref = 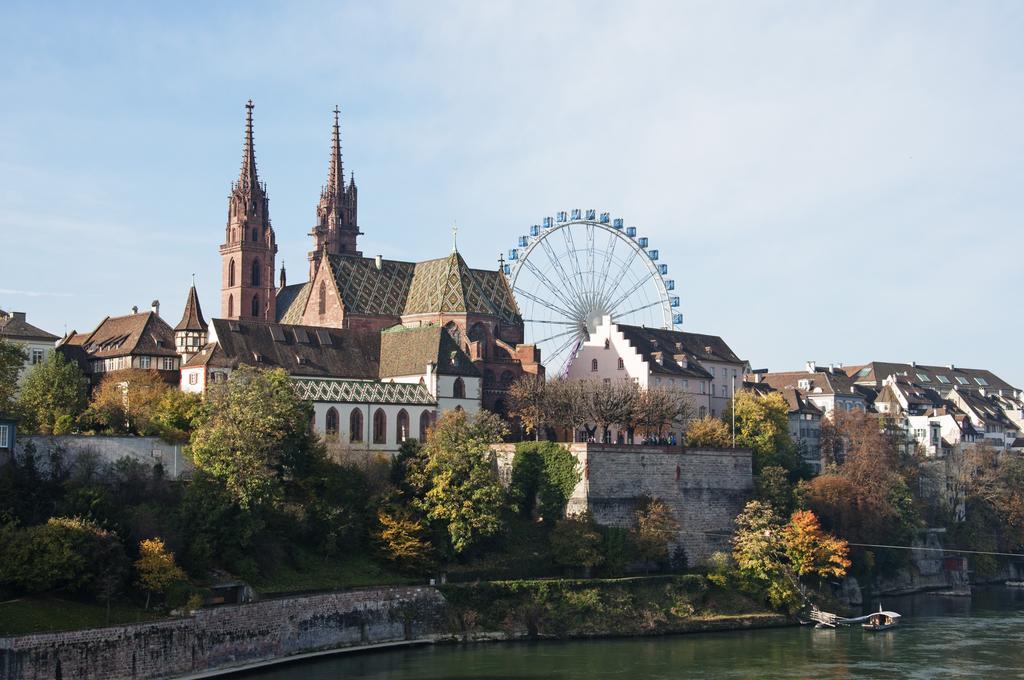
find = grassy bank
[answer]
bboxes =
[439,575,788,640]
[0,597,167,636]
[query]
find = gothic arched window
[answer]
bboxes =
[350,409,363,442]
[251,259,261,286]
[251,228,258,243]
[419,410,432,440]
[318,281,326,315]
[228,259,236,287]
[453,377,466,399]
[591,358,599,372]
[397,409,409,443]
[228,294,234,318]
[373,408,387,444]
[325,407,339,440]
[251,295,260,317]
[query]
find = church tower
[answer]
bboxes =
[309,106,360,278]
[220,100,277,321]
[174,282,208,364]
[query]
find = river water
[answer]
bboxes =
[241,586,1024,679]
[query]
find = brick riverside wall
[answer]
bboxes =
[493,444,753,563]
[0,586,447,680]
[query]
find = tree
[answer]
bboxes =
[585,379,638,443]
[374,505,434,573]
[547,379,589,442]
[550,511,604,575]
[134,537,187,609]
[84,369,170,434]
[757,465,795,516]
[731,501,849,611]
[725,391,799,473]
[507,375,548,440]
[16,351,87,434]
[509,441,580,521]
[150,389,203,443]
[414,410,508,555]
[804,410,920,573]
[632,497,681,569]
[634,388,691,441]
[0,516,127,598]
[188,367,323,509]
[686,416,731,448]
[0,339,27,412]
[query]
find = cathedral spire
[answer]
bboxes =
[239,99,259,190]
[324,105,344,201]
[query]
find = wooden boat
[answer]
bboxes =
[862,608,901,631]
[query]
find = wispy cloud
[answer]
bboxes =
[0,289,73,298]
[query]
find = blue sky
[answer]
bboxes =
[1,1,1022,386]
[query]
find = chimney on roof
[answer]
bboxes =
[12,312,25,322]
[151,300,160,317]
[947,364,955,371]
[375,254,382,270]
[751,368,768,384]
[132,305,139,315]
[911,361,917,368]
[806,361,816,373]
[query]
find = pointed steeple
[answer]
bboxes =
[174,284,208,332]
[221,100,277,322]
[238,99,260,191]
[324,105,344,202]
[309,105,361,272]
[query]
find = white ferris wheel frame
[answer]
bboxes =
[506,217,678,349]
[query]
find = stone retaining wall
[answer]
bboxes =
[493,443,753,563]
[0,586,447,680]
[15,435,192,479]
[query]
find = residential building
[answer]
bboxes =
[751,362,868,419]
[58,302,181,387]
[0,310,59,380]
[564,316,747,439]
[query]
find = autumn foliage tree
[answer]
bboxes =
[84,369,170,435]
[686,416,732,448]
[374,505,435,573]
[731,500,849,611]
[134,537,187,609]
[803,410,920,572]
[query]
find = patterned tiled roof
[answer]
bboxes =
[330,256,416,316]
[293,377,435,405]
[277,283,312,324]
[283,253,522,324]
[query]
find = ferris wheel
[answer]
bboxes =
[504,209,681,377]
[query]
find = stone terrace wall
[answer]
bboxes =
[0,586,447,680]
[494,444,753,563]
[15,435,193,479]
